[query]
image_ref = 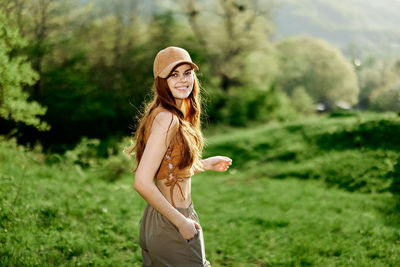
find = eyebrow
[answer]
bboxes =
[172,68,193,73]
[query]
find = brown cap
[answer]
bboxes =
[153,46,199,78]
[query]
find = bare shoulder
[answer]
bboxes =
[152,110,179,133]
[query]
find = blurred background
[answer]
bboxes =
[1,0,400,266]
[1,0,399,152]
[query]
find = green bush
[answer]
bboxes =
[64,138,100,168]
[329,110,360,118]
[389,158,400,195]
[290,86,315,115]
[96,155,130,182]
[314,119,400,151]
[0,12,48,131]
[204,82,297,127]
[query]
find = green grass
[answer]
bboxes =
[193,173,400,266]
[203,112,400,194]
[1,112,400,266]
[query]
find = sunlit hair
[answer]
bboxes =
[127,64,204,173]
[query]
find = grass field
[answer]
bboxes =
[1,112,400,266]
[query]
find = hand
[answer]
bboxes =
[177,217,201,241]
[204,156,232,172]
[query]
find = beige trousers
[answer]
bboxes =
[139,202,211,267]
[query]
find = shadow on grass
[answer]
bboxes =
[267,119,400,195]
[374,195,400,231]
[313,119,400,151]
[374,158,400,230]
[389,159,400,215]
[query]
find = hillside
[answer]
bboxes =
[274,0,400,57]
[204,111,400,194]
[1,112,400,265]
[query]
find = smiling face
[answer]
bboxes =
[166,64,194,107]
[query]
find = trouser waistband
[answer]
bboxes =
[175,201,194,218]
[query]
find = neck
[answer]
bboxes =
[175,99,187,118]
[175,99,183,109]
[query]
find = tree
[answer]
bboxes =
[276,36,359,109]
[291,86,315,114]
[180,0,277,92]
[4,0,91,100]
[0,12,48,131]
[370,88,400,112]
[360,57,400,111]
[176,0,288,124]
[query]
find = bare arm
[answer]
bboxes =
[192,159,210,175]
[133,111,199,240]
[192,157,233,174]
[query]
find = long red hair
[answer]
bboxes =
[127,66,204,173]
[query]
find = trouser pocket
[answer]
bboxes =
[187,229,200,244]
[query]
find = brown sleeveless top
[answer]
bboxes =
[145,107,194,207]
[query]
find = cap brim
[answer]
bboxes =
[158,60,199,78]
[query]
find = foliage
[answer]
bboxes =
[370,88,400,112]
[358,57,400,112]
[64,138,101,168]
[290,86,315,115]
[62,136,132,182]
[0,1,216,150]
[179,0,288,127]
[0,12,48,130]
[225,86,294,126]
[328,110,360,118]
[1,0,399,154]
[181,0,276,92]
[276,36,359,109]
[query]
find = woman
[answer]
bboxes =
[130,46,232,266]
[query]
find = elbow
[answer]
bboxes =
[133,179,142,193]
[133,177,150,195]
[133,169,154,195]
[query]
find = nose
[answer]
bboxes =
[180,75,188,82]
